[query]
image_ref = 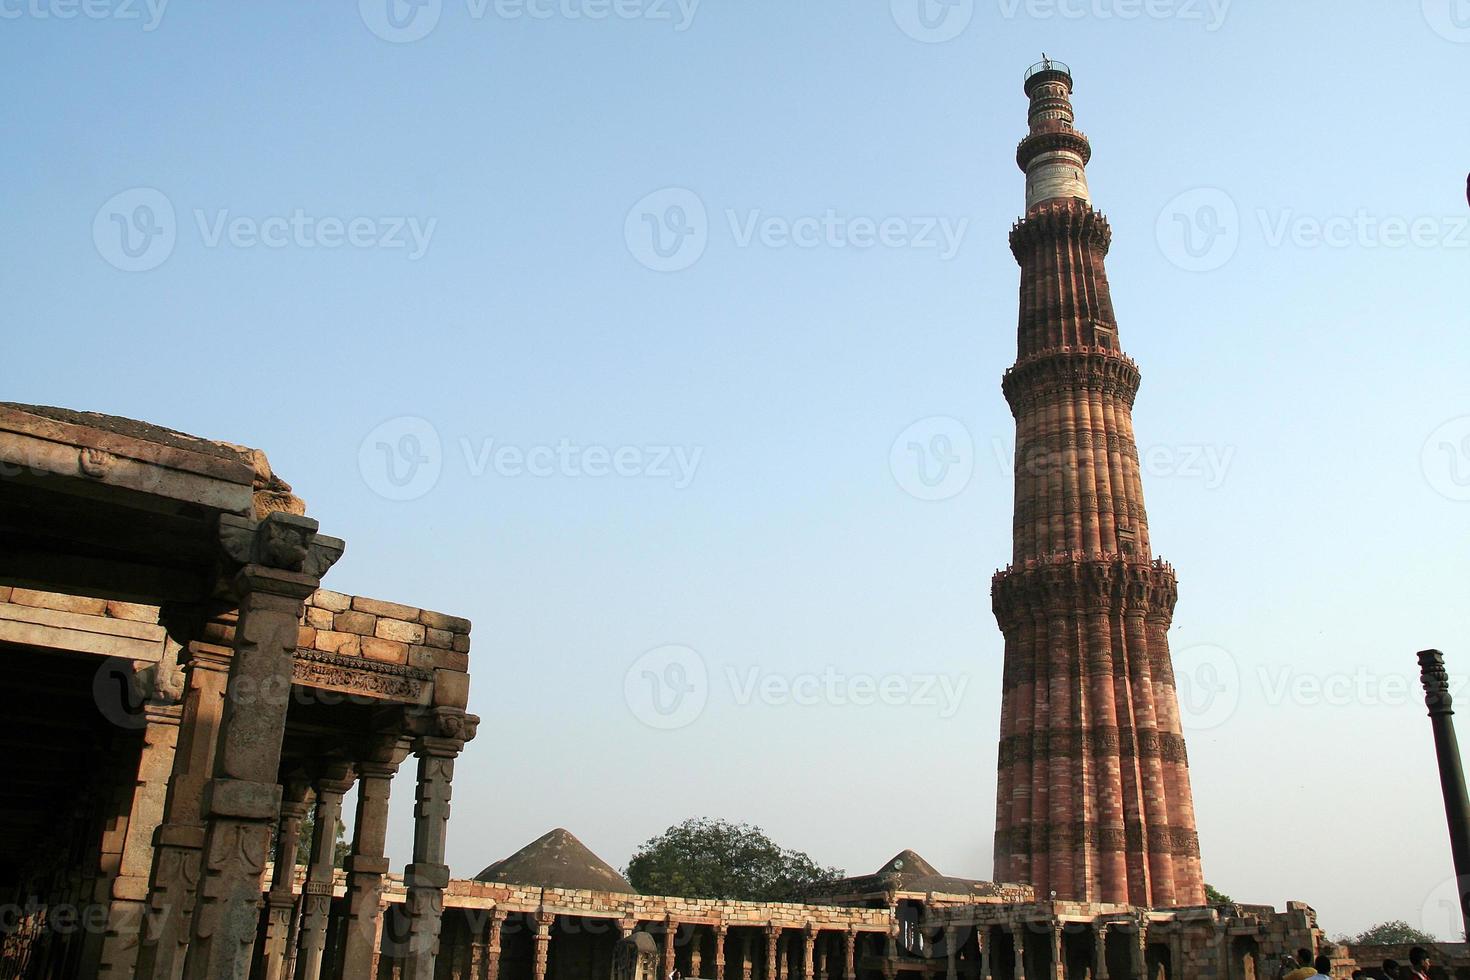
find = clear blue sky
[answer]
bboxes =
[4,0,1468,939]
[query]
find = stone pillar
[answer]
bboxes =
[741,935,752,980]
[979,926,991,980]
[483,910,505,980]
[815,939,828,980]
[135,624,233,980]
[779,934,790,980]
[1013,925,1028,980]
[803,925,816,980]
[97,677,184,980]
[260,784,310,980]
[764,926,780,980]
[691,929,704,978]
[713,923,727,980]
[532,911,554,980]
[1094,924,1109,980]
[1130,924,1146,980]
[1051,921,1064,980]
[619,918,639,939]
[295,765,355,980]
[843,929,856,980]
[180,513,343,980]
[340,737,410,978]
[402,712,474,980]
[882,924,897,980]
[664,919,678,979]
[945,925,958,980]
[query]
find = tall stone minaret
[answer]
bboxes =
[990,60,1205,908]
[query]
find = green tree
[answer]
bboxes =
[1205,883,1234,905]
[1338,921,1437,946]
[624,818,844,902]
[296,809,349,869]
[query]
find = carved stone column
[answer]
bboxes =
[1051,920,1064,980]
[979,925,991,980]
[945,925,958,980]
[340,736,411,978]
[882,923,897,980]
[1013,925,1028,980]
[483,909,505,980]
[843,929,856,980]
[1094,924,1109,980]
[180,514,343,980]
[296,764,355,980]
[663,919,678,979]
[713,923,727,980]
[532,910,554,980]
[816,940,828,980]
[135,621,233,980]
[803,925,816,979]
[259,784,309,980]
[97,665,184,980]
[691,929,704,978]
[402,711,474,980]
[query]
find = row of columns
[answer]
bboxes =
[455,915,871,980]
[927,918,1154,980]
[91,512,473,980]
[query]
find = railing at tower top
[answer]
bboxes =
[1024,58,1072,82]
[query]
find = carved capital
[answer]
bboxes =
[218,512,344,588]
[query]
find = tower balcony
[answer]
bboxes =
[1023,58,1073,95]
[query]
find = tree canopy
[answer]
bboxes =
[1337,920,1438,946]
[624,818,844,902]
[1204,883,1233,905]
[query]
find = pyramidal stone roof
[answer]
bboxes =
[474,828,635,893]
[876,849,941,878]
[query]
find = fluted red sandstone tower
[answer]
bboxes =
[991,61,1205,908]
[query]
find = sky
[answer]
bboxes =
[3,0,1469,941]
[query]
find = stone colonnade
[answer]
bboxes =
[64,511,479,980]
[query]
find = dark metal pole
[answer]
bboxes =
[1418,649,1470,941]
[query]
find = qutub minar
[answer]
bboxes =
[991,59,1207,908]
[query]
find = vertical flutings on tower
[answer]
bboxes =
[991,60,1206,908]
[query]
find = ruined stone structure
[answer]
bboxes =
[0,403,478,979]
[991,60,1205,908]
